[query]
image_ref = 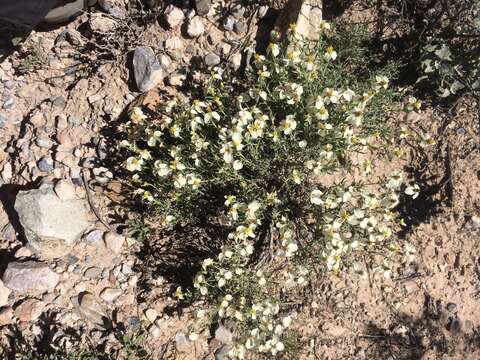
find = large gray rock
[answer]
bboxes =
[44,0,85,24]
[15,186,88,258]
[0,0,97,27]
[2,261,59,294]
[133,46,164,93]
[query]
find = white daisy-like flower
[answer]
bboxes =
[310,189,324,205]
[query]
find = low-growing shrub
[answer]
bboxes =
[120,23,427,358]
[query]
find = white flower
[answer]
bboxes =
[324,45,337,61]
[341,89,355,102]
[298,140,307,148]
[405,184,420,199]
[376,75,389,89]
[126,157,143,172]
[282,316,292,327]
[319,20,331,31]
[280,115,297,135]
[286,242,298,257]
[130,107,147,123]
[310,189,323,205]
[267,42,280,57]
[323,88,339,104]
[233,160,243,171]
[155,161,171,177]
[202,258,213,270]
[247,201,261,218]
[174,175,187,188]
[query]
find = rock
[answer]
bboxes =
[36,138,53,149]
[89,14,117,33]
[73,292,111,329]
[44,0,85,23]
[215,325,233,344]
[187,16,205,38]
[55,114,68,129]
[15,247,33,258]
[164,5,184,28]
[54,179,76,200]
[38,156,54,172]
[275,0,323,40]
[165,37,184,60]
[168,73,186,87]
[145,308,158,323]
[104,232,125,254]
[0,114,6,128]
[231,53,242,69]
[258,5,269,18]
[219,42,232,56]
[0,308,13,326]
[2,97,13,109]
[2,261,59,294]
[204,52,221,67]
[100,288,122,303]
[127,316,141,332]
[52,96,66,108]
[68,115,81,127]
[84,229,104,245]
[195,0,211,16]
[14,299,44,322]
[230,4,245,18]
[234,20,247,34]
[149,324,162,338]
[15,186,88,258]
[98,0,126,19]
[215,345,231,360]
[222,15,235,31]
[175,332,192,352]
[56,29,84,46]
[446,302,457,312]
[158,54,172,70]
[0,280,11,307]
[84,267,102,279]
[133,46,164,93]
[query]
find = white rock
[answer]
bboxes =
[54,179,76,200]
[215,325,233,344]
[0,280,11,307]
[14,247,33,258]
[168,73,186,87]
[145,308,158,323]
[164,5,184,28]
[149,324,162,338]
[14,186,88,258]
[100,288,122,303]
[2,261,59,294]
[104,232,125,254]
[187,16,205,37]
[231,53,242,70]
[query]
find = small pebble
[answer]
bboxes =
[38,156,54,172]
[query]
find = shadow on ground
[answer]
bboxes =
[357,293,480,359]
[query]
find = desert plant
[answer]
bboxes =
[120,22,427,358]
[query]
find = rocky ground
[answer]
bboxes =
[0,0,479,359]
